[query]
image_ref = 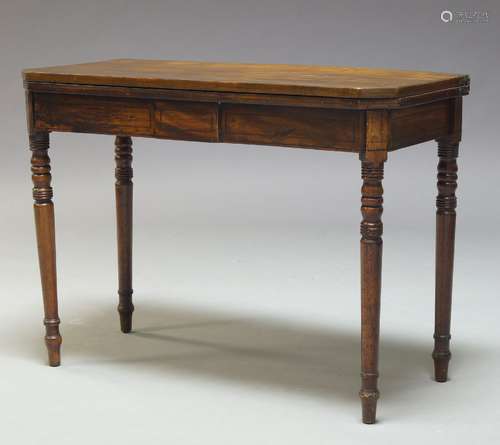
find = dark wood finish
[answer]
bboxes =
[22,59,469,424]
[23,59,468,99]
[390,100,450,150]
[154,101,219,142]
[33,93,152,136]
[30,90,466,153]
[364,110,389,162]
[25,79,470,110]
[30,131,62,366]
[433,138,459,382]
[222,104,362,151]
[115,136,134,333]
[359,161,384,424]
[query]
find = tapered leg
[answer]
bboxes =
[115,136,134,333]
[359,161,384,424]
[433,139,459,382]
[30,132,62,366]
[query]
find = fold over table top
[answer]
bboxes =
[23,59,469,99]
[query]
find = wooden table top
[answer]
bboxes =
[23,59,468,99]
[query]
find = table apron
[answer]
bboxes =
[30,92,457,153]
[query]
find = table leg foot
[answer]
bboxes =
[359,388,379,424]
[44,317,62,366]
[118,292,134,334]
[432,345,451,382]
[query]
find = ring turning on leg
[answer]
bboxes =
[30,131,62,366]
[359,160,384,424]
[433,138,459,382]
[115,136,134,333]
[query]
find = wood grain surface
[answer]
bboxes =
[23,59,469,99]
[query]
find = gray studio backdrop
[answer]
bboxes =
[1,1,499,444]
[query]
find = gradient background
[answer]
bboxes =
[1,0,499,443]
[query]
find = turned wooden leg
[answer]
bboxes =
[359,161,384,424]
[30,132,62,366]
[115,136,134,333]
[433,138,459,382]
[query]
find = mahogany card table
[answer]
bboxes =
[22,59,470,423]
